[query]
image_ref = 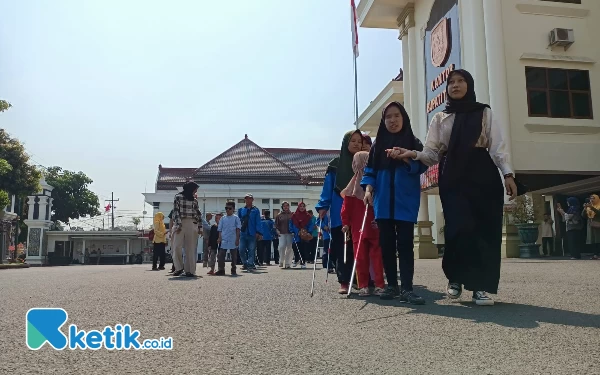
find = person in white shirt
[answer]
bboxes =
[398,69,517,306]
[217,201,241,276]
[540,213,555,257]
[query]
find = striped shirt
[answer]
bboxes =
[172,193,202,231]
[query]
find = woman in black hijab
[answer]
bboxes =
[398,69,517,306]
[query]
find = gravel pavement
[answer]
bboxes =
[1,258,599,375]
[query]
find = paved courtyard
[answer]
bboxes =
[1,258,599,375]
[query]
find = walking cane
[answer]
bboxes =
[343,233,348,264]
[310,222,323,297]
[347,204,370,297]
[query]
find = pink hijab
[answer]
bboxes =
[341,151,370,200]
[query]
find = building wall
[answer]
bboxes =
[500,0,599,173]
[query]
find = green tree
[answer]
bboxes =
[0,129,42,196]
[131,217,141,229]
[0,159,11,209]
[0,100,11,113]
[44,166,101,225]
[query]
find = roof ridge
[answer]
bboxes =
[195,136,302,179]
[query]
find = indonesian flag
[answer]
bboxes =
[350,0,359,58]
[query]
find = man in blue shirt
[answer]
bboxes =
[237,193,262,271]
[258,210,275,266]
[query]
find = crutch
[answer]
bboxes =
[347,204,370,297]
[310,221,323,297]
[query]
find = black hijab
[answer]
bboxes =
[181,181,199,201]
[368,101,423,171]
[441,69,490,186]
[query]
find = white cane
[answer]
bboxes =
[310,222,323,297]
[348,204,370,297]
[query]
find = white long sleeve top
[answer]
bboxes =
[415,108,514,176]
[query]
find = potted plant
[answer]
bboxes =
[511,195,540,258]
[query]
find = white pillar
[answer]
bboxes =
[418,193,430,222]
[126,239,130,255]
[81,239,86,263]
[483,0,512,157]
[465,0,490,104]
[400,33,412,116]
[407,19,420,132]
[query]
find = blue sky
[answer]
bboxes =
[0,0,401,227]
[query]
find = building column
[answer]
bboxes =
[407,17,420,131]
[414,193,438,259]
[81,239,86,264]
[483,0,512,160]
[400,33,411,116]
[464,0,490,104]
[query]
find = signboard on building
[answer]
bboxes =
[423,0,461,127]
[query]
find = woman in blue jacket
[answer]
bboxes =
[316,130,364,293]
[362,101,428,304]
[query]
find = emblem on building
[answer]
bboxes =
[431,18,451,67]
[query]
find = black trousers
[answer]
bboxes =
[321,239,331,268]
[377,220,415,291]
[567,230,581,259]
[293,241,308,265]
[152,243,166,269]
[331,226,353,284]
[542,237,553,256]
[258,240,272,264]
[307,237,318,262]
[273,239,280,263]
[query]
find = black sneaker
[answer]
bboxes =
[185,272,195,277]
[472,291,494,306]
[400,290,425,305]
[379,285,400,300]
[172,270,184,276]
[447,282,462,299]
[214,270,225,276]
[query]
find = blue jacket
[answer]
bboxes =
[360,160,428,223]
[237,206,262,237]
[315,215,331,240]
[289,218,312,244]
[315,171,343,228]
[260,218,275,241]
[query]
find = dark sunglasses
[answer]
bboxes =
[225,207,233,210]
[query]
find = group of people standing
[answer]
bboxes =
[316,69,518,306]
[149,69,542,307]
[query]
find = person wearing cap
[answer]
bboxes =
[237,193,262,271]
[171,181,203,277]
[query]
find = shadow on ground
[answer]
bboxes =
[353,285,600,329]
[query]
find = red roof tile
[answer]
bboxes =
[155,137,339,190]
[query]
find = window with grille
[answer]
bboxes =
[237,199,245,204]
[273,199,280,205]
[291,202,299,207]
[262,199,269,204]
[152,202,160,209]
[525,67,592,119]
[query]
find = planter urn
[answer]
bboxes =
[515,223,541,258]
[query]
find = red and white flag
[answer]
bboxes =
[350,0,359,58]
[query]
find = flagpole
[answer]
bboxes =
[353,54,359,129]
[350,0,359,129]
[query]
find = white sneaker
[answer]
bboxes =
[447,282,462,299]
[358,287,371,297]
[472,291,494,306]
[301,264,306,269]
[373,287,386,296]
[292,262,297,267]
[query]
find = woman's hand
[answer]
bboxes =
[364,187,374,206]
[318,209,327,218]
[504,176,517,201]
[341,225,349,233]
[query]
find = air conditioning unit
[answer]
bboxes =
[549,28,574,50]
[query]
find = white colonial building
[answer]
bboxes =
[143,134,338,256]
[357,0,600,257]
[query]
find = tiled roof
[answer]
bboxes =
[156,167,196,190]
[155,136,339,190]
[264,148,338,182]
[194,137,301,183]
